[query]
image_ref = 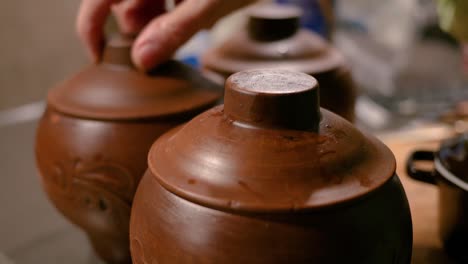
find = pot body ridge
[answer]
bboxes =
[130,171,412,264]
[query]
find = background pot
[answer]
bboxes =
[407,136,468,263]
[202,3,357,122]
[130,69,412,264]
[35,35,222,263]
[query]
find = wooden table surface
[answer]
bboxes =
[385,133,456,264]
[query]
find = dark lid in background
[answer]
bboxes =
[202,3,344,76]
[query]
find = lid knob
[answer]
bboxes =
[101,34,135,67]
[247,4,302,42]
[224,69,320,131]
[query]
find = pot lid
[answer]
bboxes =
[202,3,344,75]
[48,35,222,120]
[148,69,395,212]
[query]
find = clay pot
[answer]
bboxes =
[130,69,412,264]
[202,3,357,121]
[407,134,468,262]
[35,35,222,264]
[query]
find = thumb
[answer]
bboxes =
[132,0,256,70]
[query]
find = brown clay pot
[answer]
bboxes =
[35,35,222,264]
[407,134,468,262]
[202,3,357,122]
[130,69,412,264]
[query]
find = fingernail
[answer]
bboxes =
[88,38,104,64]
[81,42,97,63]
[90,49,100,64]
[134,41,162,70]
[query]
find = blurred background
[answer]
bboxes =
[2,0,467,130]
[1,0,85,110]
[0,0,467,263]
[1,2,90,263]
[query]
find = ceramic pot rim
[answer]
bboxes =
[203,47,343,77]
[148,107,397,213]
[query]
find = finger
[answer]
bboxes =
[112,0,166,34]
[132,0,256,70]
[77,0,122,61]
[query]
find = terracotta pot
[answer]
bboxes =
[407,134,468,262]
[35,35,222,264]
[202,3,357,122]
[130,69,412,264]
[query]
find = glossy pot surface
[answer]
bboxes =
[202,3,356,121]
[407,135,468,262]
[130,69,412,263]
[35,35,222,263]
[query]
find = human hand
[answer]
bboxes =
[77,0,256,70]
